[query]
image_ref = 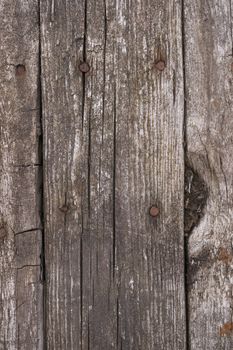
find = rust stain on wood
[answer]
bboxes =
[220,323,233,337]
[217,248,232,264]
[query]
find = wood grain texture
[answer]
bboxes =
[41,0,186,349]
[40,1,85,348]
[184,0,233,349]
[0,1,43,349]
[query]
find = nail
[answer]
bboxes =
[15,64,26,77]
[149,206,159,217]
[155,60,165,71]
[79,62,90,73]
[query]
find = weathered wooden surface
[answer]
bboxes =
[0,1,43,349]
[184,0,233,349]
[40,1,85,348]
[41,0,185,349]
[1,0,232,349]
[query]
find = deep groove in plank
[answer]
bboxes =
[81,71,86,131]
[101,0,107,144]
[88,106,91,216]
[38,1,46,349]
[83,0,88,62]
[81,0,88,130]
[80,208,84,350]
[87,314,90,350]
[181,0,190,348]
[81,0,88,347]
[116,296,119,348]
[113,84,116,277]
[184,226,190,350]
[230,0,233,56]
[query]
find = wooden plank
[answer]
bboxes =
[0,1,43,349]
[111,1,185,347]
[40,1,85,348]
[184,0,233,348]
[41,0,186,349]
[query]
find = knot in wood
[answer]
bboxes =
[184,165,208,236]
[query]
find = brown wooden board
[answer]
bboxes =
[41,0,186,349]
[184,0,233,349]
[0,1,43,349]
[3,0,232,348]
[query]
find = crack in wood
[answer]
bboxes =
[38,2,46,350]
[113,84,116,278]
[184,161,209,349]
[17,264,40,271]
[14,228,42,236]
[80,1,88,347]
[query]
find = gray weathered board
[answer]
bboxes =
[0,0,232,349]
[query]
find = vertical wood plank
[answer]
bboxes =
[41,0,186,349]
[81,2,117,348]
[184,0,233,348]
[0,1,43,349]
[111,1,185,348]
[40,1,85,348]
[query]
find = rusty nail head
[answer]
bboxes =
[79,62,90,73]
[15,64,26,76]
[155,60,165,71]
[149,206,159,217]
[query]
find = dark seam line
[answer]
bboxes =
[181,1,190,349]
[113,84,116,278]
[81,0,88,348]
[14,228,42,236]
[229,0,233,56]
[38,1,47,349]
